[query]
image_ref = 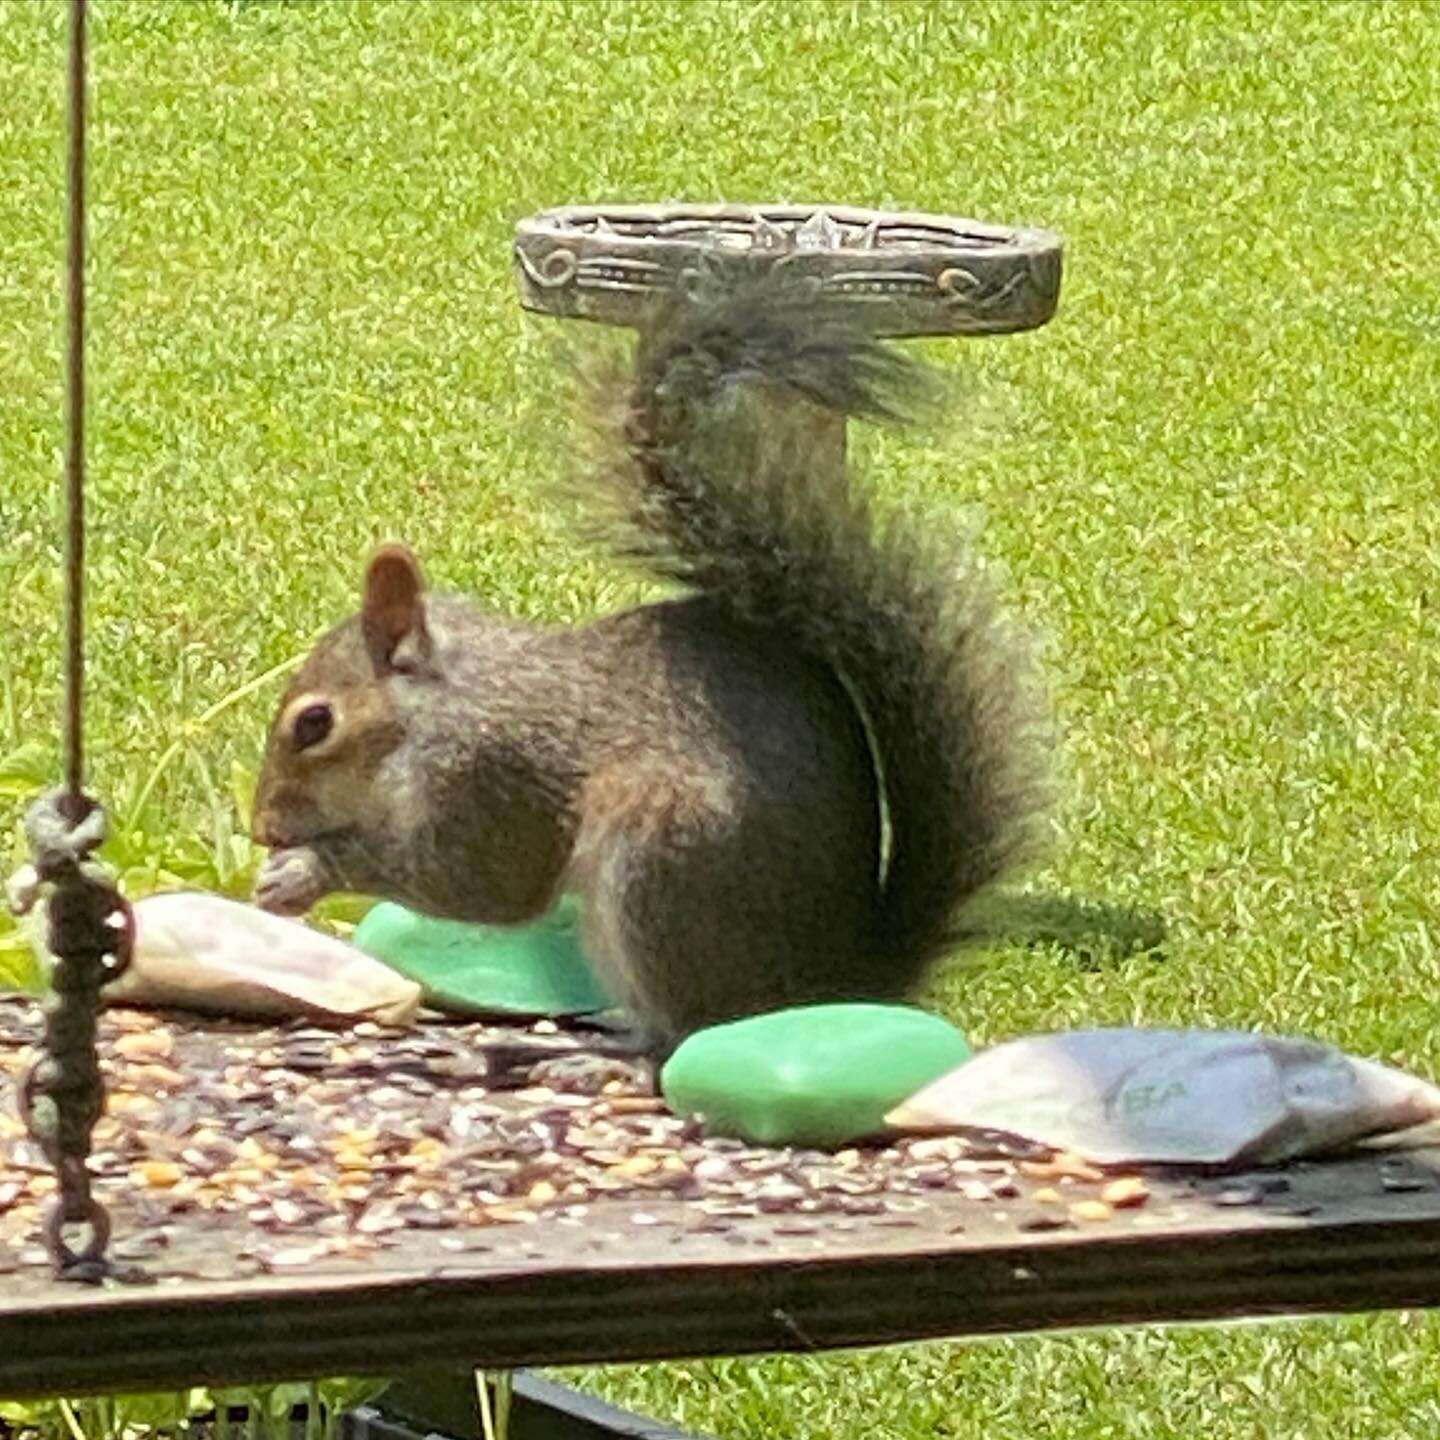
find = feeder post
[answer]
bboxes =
[512,203,1059,489]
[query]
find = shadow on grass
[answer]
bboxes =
[977,889,1167,969]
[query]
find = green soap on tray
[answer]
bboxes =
[660,1003,971,1149]
[352,894,613,1018]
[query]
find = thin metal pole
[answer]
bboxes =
[62,0,88,817]
[14,0,132,1281]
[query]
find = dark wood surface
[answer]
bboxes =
[6,1153,1440,1398]
[5,1002,1440,1396]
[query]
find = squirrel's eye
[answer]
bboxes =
[291,702,335,752]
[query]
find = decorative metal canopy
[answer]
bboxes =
[514,204,1062,339]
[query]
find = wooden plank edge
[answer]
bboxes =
[4,1213,1440,1398]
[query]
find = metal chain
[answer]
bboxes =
[11,0,135,1282]
[16,796,134,1278]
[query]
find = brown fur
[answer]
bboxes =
[252,271,1048,1052]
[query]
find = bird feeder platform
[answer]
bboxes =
[4,1000,1440,1400]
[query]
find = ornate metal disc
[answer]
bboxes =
[513,204,1061,339]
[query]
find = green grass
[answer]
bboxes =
[3,0,1440,1433]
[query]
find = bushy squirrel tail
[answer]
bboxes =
[573,267,1048,983]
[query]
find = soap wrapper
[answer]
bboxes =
[99,892,422,1027]
[887,1027,1440,1168]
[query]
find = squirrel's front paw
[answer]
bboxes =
[253,847,329,916]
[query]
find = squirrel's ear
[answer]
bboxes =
[362,543,430,669]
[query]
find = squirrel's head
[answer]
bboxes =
[251,543,435,908]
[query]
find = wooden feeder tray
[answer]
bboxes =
[513,204,1062,338]
[5,999,1440,1399]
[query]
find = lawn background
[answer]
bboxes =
[3,1,1440,1435]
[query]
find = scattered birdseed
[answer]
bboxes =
[1101,1178,1150,1209]
[0,999,1386,1283]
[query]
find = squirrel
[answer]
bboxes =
[250,268,1048,1054]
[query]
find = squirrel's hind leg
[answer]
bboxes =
[568,761,876,1055]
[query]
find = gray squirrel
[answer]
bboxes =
[250,268,1048,1053]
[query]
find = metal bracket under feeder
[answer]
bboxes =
[376,1367,706,1440]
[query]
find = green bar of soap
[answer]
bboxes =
[352,895,613,1018]
[661,1003,971,1149]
